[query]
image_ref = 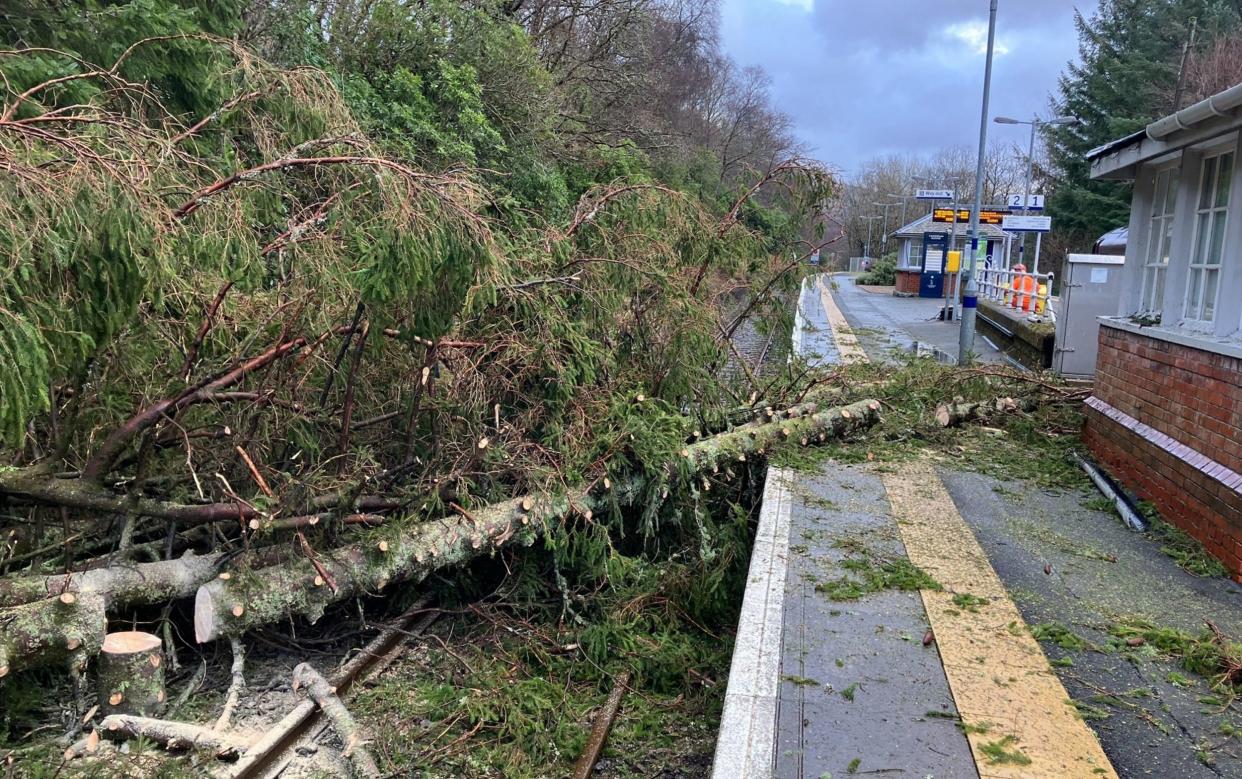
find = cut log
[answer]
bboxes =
[0,544,298,611]
[292,663,381,778]
[98,713,252,759]
[193,399,881,642]
[0,593,105,677]
[0,550,228,610]
[98,631,166,717]
[934,396,1037,428]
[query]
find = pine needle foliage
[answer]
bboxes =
[0,27,834,580]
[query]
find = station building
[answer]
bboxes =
[891,212,1014,295]
[1086,81,1242,578]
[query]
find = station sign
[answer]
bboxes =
[916,189,953,200]
[1002,214,1053,232]
[1007,194,1045,210]
[932,208,1010,225]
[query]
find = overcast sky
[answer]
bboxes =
[721,0,1093,177]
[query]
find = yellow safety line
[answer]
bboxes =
[882,466,1117,778]
[817,276,868,363]
[817,279,1117,778]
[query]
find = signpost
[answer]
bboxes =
[916,189,953,200]
[1001,214,1052,233]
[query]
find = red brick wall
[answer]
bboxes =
[895,269,920,294]
[1093,325,1242,473]
[1085,323,1242,579]
[893,269,959,297]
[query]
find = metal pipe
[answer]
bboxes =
[1072,452,1148,532]
[1019,118,1037,266]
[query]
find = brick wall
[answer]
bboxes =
[892,269,958,297]
[895,269,920,295]
[1085,322,1242,579]
[1093,324,1242,473]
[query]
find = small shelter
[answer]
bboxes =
[889,212,1015,295]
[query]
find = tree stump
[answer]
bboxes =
[97,631,165,717]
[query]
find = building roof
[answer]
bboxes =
[891,211,1015,241]
[1094,226,1127,255]
[1089,81,1242,180]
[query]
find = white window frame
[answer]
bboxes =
[903,238,922,269]
[1182,147,1233,329]
[1140,164,1179,315]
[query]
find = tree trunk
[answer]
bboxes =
[0,592,104,677]
[0,399,880,670]
[934,396,1036,428]
[292,663,381,778]
[97,631,166,716]
[0,550,227,609]
[98,713,252,759]
[194,399,881,642]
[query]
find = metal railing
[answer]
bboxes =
[977,267,1055,318]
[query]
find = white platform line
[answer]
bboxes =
[711,467,794,779]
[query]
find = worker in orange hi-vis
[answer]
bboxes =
[1010,263,1035,312]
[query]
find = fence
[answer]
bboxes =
[977,267,1055,318]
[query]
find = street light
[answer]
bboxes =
[885,193,910,228]
[992,114,1076,273]
[873,201,902,256]
[862,215,883,259]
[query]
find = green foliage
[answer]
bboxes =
[1140,502,1231,578]
[1047,0,1242,248]
[344,62,505,167]
[815,550,941,601]
[857,254,897,286]
[1031,622,1094,652]
[980,735,1032,766]
[1108,618,1242,684]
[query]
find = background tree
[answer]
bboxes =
[1044,0,1242,251]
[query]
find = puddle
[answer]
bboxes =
[908,341,956,364]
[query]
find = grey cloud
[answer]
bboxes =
[722,0,1092,173]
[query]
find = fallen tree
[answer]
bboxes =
[194,399,880,642]
[0,399,879,671]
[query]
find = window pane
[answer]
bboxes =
[1208,212,1227,265]
[1200,156,1217,207]
[1194,211,1211,263]
[1216,153,1233,208]
[1203,270,1219,322]
[1153,170,1168,216]
[1161,218,1174,263]
[1188,268,1202,316]
[1166,171,1180,212]
[1145,266,1165,312]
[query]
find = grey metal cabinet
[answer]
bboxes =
[1053,253,1126,378]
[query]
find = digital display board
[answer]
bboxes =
[931,208,1010,225]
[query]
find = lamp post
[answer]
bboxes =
[957,0,998,365]
[993,114,1075,273]
[886,194,913,265]
[886,193,910,230]
[863,215,883,260]
[873,201,902,257]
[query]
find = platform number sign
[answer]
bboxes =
[1008,194,1045,210]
